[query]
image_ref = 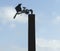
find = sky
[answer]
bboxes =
[0,0,60,51]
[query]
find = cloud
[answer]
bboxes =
[52,16,60,24]
[10,23,16,28]
[36,38,60,49]
[0,44,27,51]
[36,38,60,51]
[0,48,27,51]
[0,7,28,24]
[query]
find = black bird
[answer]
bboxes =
[13,4,22,19]
[15,4,22,13]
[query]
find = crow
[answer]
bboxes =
[15,4,22,13]
[13,4,22,19]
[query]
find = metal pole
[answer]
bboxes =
[28,14,36,51]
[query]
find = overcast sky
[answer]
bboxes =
[0,0,60,51]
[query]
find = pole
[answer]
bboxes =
[28,14,36,51]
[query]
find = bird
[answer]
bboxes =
[15,4,22,13]
[13,4,22,19]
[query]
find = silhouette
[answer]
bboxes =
[13,4,33,19]
[14,4,22,19]
[15,4,22,13]
[21,7,33,14]
[13,4,35,51]
[28,14,35,51]
[22,7,29,14]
